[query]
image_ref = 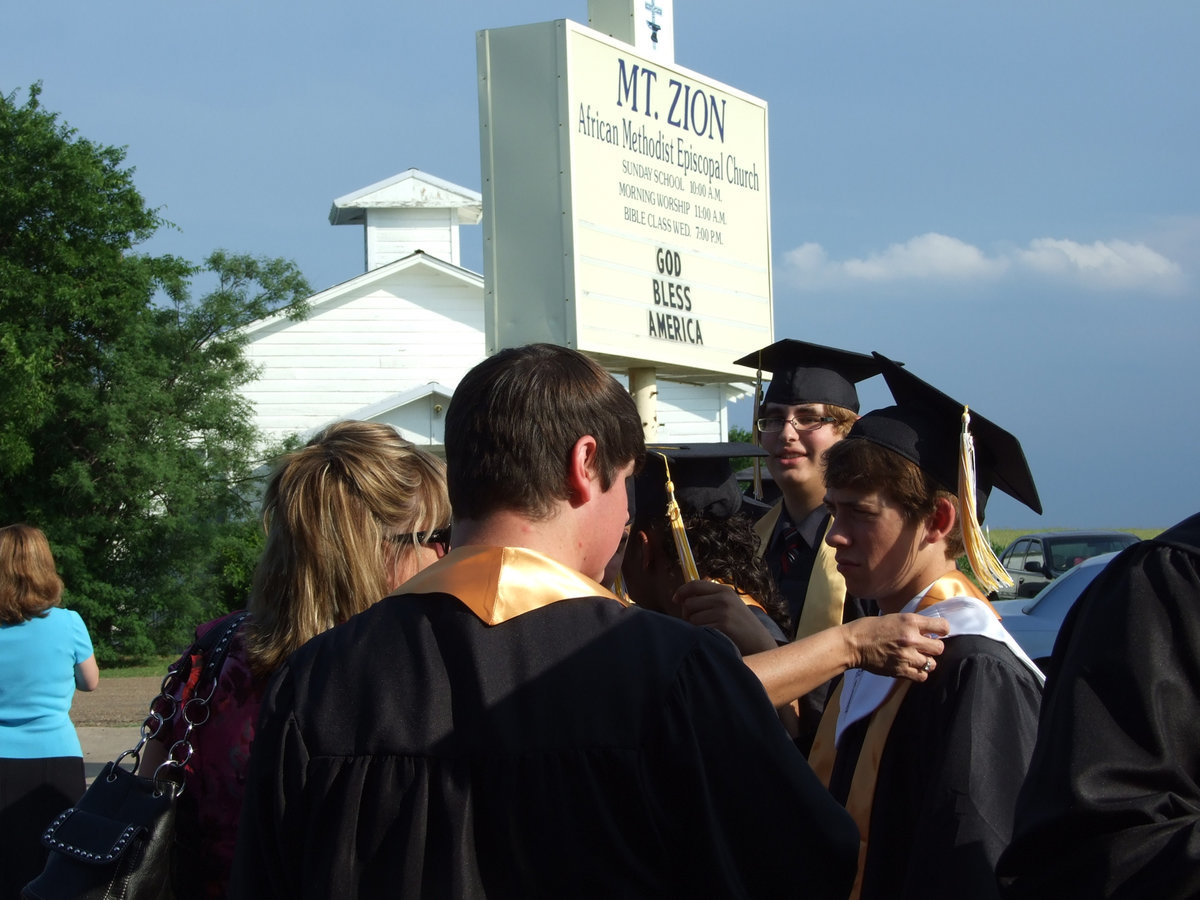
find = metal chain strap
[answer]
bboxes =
[112,612,250,797]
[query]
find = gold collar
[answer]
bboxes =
[915,570,998,616]
[394,546,626,625]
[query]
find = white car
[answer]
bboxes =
[994,551,1123,665]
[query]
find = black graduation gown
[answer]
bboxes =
[998,512,1200,900]
[231,591,859,899]
[761,510,874,754]
[827,635,1042,900]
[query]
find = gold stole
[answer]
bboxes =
[753,502,846,639]
[752,501,783,557]
[394,545,623,626]
[807,571,992,900]
[809,679,911,900]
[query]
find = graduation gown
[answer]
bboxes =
[998,512,1200,900]
[810,577,1043,900]
[231,546,858,900]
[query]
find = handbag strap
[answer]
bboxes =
[119,611,250,793]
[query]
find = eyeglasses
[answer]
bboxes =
[387,526,451,548]
[756,415,836,433]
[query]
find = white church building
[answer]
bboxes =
[237,169,751,452]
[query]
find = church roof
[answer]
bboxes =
[329,168,483,226]
[239,250,482,338]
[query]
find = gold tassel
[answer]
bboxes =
[958,406,1013,594]
[752,355,764,501]
[657,452,700,582]
[611,571,628,602]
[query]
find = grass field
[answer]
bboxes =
[987,526,1162,551]
[101,656,176,678]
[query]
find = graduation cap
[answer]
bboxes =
[635,442,767,583]
[847,352,1042,592]
[635,442,767,522]
[733,339,887,413]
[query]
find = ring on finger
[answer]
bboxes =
[921,656,933,673]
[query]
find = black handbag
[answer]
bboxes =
[22,611,249,900]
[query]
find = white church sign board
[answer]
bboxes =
[477,19,772,380]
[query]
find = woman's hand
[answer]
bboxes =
[844,614,950,681]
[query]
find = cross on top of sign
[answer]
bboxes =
[590,0,675,61]
[645,1,663,44]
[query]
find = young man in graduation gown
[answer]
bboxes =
[230,343,860,900]
[807,354,1045,900]
[998,510,1200,899]
[734,339,890,751]
[735,340,887,640]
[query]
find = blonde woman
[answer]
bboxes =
[0,523,99,898]
[139,421,450,899]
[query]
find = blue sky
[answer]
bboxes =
[5,1,1197,530]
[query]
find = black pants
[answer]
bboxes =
[0,756,84,900]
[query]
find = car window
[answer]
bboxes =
[1007,540,1030,571]
[1025,539,1045,570]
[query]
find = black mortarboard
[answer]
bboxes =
[636,442,767,522]
[847,353,1041,594]
[733,339,887,413]
[848,353,1041,517]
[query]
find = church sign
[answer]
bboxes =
[478,19,772,379]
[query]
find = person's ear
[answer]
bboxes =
[627,528,653,570]
[566,435,599,507]
[925,496,957,545]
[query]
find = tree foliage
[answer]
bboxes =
[728,425,757,475]
[0,85,310,661]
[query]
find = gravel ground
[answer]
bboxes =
[70,676,164,780]
[71,675,162,727]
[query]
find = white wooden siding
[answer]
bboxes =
[242,268,485,444]
[366,208,459,269]
[657,381,730,441]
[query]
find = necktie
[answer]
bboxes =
[780,527,803,576]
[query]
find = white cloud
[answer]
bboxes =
[1015,238,1183,289]
[842,233,1008,281]
[781,231,1186,294]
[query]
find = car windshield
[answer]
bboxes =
[1046,535,1137,574]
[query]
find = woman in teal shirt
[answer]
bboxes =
[0,524,98,899]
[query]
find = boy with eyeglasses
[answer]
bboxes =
[736,340,888,642]
[733,340,891,752]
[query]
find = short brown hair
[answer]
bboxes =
[823,439,964,559]
[445,344,644,521]
[0,524,65,624]
[824,404,858,438]
[247,421,449,677]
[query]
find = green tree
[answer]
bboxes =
[728,425,757,475]
[0,85,309,661]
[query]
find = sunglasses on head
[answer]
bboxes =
[387,526,451,548]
